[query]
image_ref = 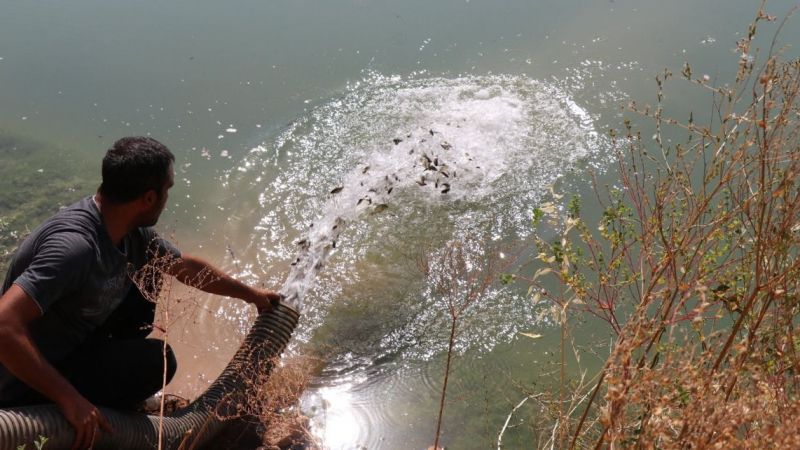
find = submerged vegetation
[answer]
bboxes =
[0,134,93,274]
[517,3,800,447]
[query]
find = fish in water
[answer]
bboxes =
[362,165,370,174]
[372,203,389,214]
[441,183,451,194]
[417,175,427,186]
[393,138,403,145]
[330,186,344,194]
[440,142,452,151]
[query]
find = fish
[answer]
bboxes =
[362,166,370,174]
[416,176,427,186]
[421,155,434,171]
[393,138,403,145]
[373,203,389,214]
[440,142,452,150]
[330,186,344,194]
[441,183,451,194]
[387,187,393,194]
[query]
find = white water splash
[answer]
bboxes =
[233,72,605,347]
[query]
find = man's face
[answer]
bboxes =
[141,163,174,227]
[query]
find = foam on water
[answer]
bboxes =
[224,72,609,449]
[232,72,605,351]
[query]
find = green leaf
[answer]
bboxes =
[500,273,516,285]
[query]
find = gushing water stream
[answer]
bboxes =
[235,73,609,448]
[271,73,603,315]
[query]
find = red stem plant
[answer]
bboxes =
[418,236,508,450]
[528,2,800,447]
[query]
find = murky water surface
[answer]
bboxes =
[2,1,799,448]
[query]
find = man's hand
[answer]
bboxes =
[0,285,112,449]
[58,390,113,450]
[246,288,282,313]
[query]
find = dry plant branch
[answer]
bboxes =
[418,235,511,450]
[525,2,800,448]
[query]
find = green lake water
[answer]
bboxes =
[2,1,799,448]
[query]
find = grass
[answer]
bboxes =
[520,2,800,447]
[131,251,319,450]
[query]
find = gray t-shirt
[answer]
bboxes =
[0,196,180,401]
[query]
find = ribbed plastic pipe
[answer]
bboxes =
[0,303,299,450]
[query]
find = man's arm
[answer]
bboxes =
[0,285,112,449]
[166,254,281,311]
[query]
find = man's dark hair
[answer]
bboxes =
[99,137,175,203]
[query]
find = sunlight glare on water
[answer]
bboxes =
[233,72,605,332]
[222,72,609,448]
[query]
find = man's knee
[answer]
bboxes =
[141,338,178,387]
[164,342,177,384]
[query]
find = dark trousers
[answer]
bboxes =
[2,287,177,408]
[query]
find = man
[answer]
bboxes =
[0,137,281,449]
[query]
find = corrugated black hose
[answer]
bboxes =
[0,303,299,450]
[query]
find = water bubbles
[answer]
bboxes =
[235,72,607,336]
[700,35,717,45]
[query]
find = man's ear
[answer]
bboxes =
[142,189,158,207]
